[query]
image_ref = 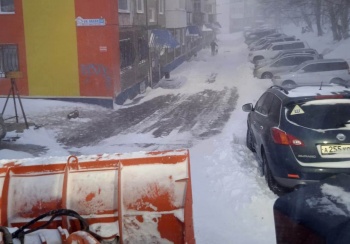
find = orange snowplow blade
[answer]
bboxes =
[0,149,195,244]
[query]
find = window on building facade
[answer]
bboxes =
[0,0,14,14]
[138,37,148,63]
[0,44,19,78]
[179,0,185,10]
[136,0,144,13]
[148,8,155,22]
[194,2,200,12]
[159,0,164,14]
[119,39,135,70]
[118,0,129,12]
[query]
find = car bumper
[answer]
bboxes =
[266,145,350,188]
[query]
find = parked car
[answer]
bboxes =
[245,29,277,45]
[249,41,309,64]
[248,33,287,49]
[254,53,319,79]
[272,59,350,89]
[0,114,6,141]
[242,85,350,195]
[255,48,322,67]
[250,36,297,51]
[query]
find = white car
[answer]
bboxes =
[254,54,319,79]
[249,41,309,64]
[272,59,350,89]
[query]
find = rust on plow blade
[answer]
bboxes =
[0,149,195,244]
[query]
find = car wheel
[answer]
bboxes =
[246,125,255,152]
[262,152,289,196]
[262,72,273,79]
[282,80,296,90]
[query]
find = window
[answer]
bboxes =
[328,62,349,71]
[0,0,14,14]
[136,0,144,13]
[159,0,164,14]
[255,93,274,115]
[302,63,320,73]
[118,0,129,12]
[294,56,314,64]
[269,97,282,123]
[194,2,200,12]
[179,0,185,10]
[272,57,295,67]
[0,44,19,77]
[286,102,350,130]
[272,45,283,51]
[119,39,135,70]
[290,42,305,49]
[148,7,155,22]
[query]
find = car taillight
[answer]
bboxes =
[271,127,304,146]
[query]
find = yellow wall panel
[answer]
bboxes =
[23,0,79,96]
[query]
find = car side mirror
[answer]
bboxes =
[242,103,254,112]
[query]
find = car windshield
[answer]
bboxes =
[285,100,350,129]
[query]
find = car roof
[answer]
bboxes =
[298,58,347,65]
[275,53,317,60]
[267,85,350,103]
[270,40,304,46]
[277,48,318,54]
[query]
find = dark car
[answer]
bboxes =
[242,85,350,195]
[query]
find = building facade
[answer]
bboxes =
[0,0,217,107]
[0,0,120,107]
[229,0,258,32]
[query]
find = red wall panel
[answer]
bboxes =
[74,0,120,98]
[0,0,29,96]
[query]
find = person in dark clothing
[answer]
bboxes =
[210,40,218,55]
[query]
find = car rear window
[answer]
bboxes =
[285,100,350,129]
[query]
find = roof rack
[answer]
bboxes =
[270,85,289,94]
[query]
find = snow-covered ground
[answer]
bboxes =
[1,26,350,243]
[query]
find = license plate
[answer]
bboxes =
[321,144,350,155]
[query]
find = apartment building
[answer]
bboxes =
[229,0,257,32]
[0,0,217,107]
[0,0,120,107]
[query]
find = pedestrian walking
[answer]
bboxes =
[210,40,218,56]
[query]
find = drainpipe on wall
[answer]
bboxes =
[146,0,153,88]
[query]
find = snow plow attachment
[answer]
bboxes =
[0,149,195,244]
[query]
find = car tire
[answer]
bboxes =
[246,125,255,152]
[282,80,296,90]
[262,152,289,196]
[261,72,273,79]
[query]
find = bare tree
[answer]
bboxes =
[314,0,323,36]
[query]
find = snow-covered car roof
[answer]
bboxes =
[285,85,350,98]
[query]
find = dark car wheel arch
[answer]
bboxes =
[262,149,290,196]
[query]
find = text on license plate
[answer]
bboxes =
[321,144,350,155]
